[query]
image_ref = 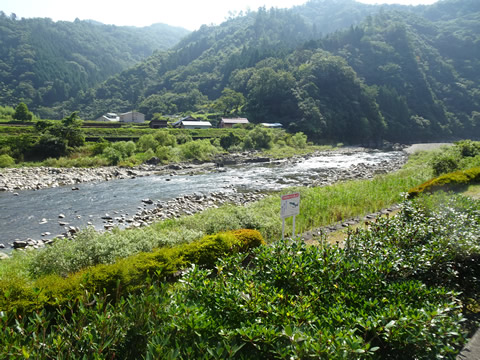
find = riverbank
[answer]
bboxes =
[0,147,408,253]
[0,147,407,192]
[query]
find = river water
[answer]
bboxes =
[0,150,404,250]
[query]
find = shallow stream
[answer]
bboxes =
[0,150,404,249]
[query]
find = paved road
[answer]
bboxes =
[457,329,480,359]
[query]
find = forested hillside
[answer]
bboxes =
[3,0,480,144]
[0,12,189,116]
[61,0,479,144]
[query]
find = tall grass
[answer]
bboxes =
[0,152,433,281]
[2,194,478,359]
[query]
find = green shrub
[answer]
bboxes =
[0,154,15,167]
[155,145,172,162]
[103,146,122,165]
[154,130,176,147]
[229,229,266,251]
[89,137,110,155]
[0,229,265,313]
[220,132,242,150]
[137,134,158,152]
[118,155,141,167]
[288,131,308,149]
[13,102,33,121]
[0,105,14,120]
[174,131,193,144]
[112,141,136,157]
[142,148,155,161]
[456,139,480,158]
[34,133,68,159]
[179,139,219,161]
[432,152,459,176]
[243,127,273,150]
[408,167,480,198]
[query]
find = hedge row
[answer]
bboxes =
[0,229,265,314]
[408,166,480,198]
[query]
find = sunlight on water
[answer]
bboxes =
[0,151,403,248]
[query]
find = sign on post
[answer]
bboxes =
[281,192,300,239]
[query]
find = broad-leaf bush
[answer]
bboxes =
[178,139,219,161]
[0,154,15,167]
[143,194,479,359]
[0,229,265,313]
[0,195,478,358]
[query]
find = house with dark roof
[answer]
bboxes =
[149,119,168,129]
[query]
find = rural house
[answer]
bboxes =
[179,120,212,129]
[119,111,145,123]
[95,113,120,122]
[261,122,283,128]
[149,119,168,129]
[171,115,212,129]
[172,115,197,128]
[219,118,249,128]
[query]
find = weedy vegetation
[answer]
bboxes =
[1,142,480,358]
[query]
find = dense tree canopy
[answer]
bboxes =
[0,13,189,115]
[13,102,33,121]
[1,0,479,144]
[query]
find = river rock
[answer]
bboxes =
[245,157,270,163]
[13,240,28,249]
[0,253,9,260]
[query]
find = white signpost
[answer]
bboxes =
[281,192,300,239]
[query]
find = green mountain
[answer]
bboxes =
[67,0,396,121]
[7,0,480,143]
[0,12,190,114]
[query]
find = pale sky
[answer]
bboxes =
[1,0,440,31]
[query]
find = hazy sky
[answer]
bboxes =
[1,0,440,31]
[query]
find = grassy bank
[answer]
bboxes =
[1,193,479,358]
[0,150,432,280]
[2,143,480,358]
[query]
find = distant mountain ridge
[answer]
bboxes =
[0,12,190,115]
[2,0,480,144]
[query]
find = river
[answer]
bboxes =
[0,150,405,251]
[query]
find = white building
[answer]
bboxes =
[119,111,145,123]
[261,122,283,128]
[180,121,212,129]
[95,113,119,122]
[219,118,249,128]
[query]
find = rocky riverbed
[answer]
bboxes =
[0,148,407,192]
[1,148,410,255]
[6,190,268,253]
